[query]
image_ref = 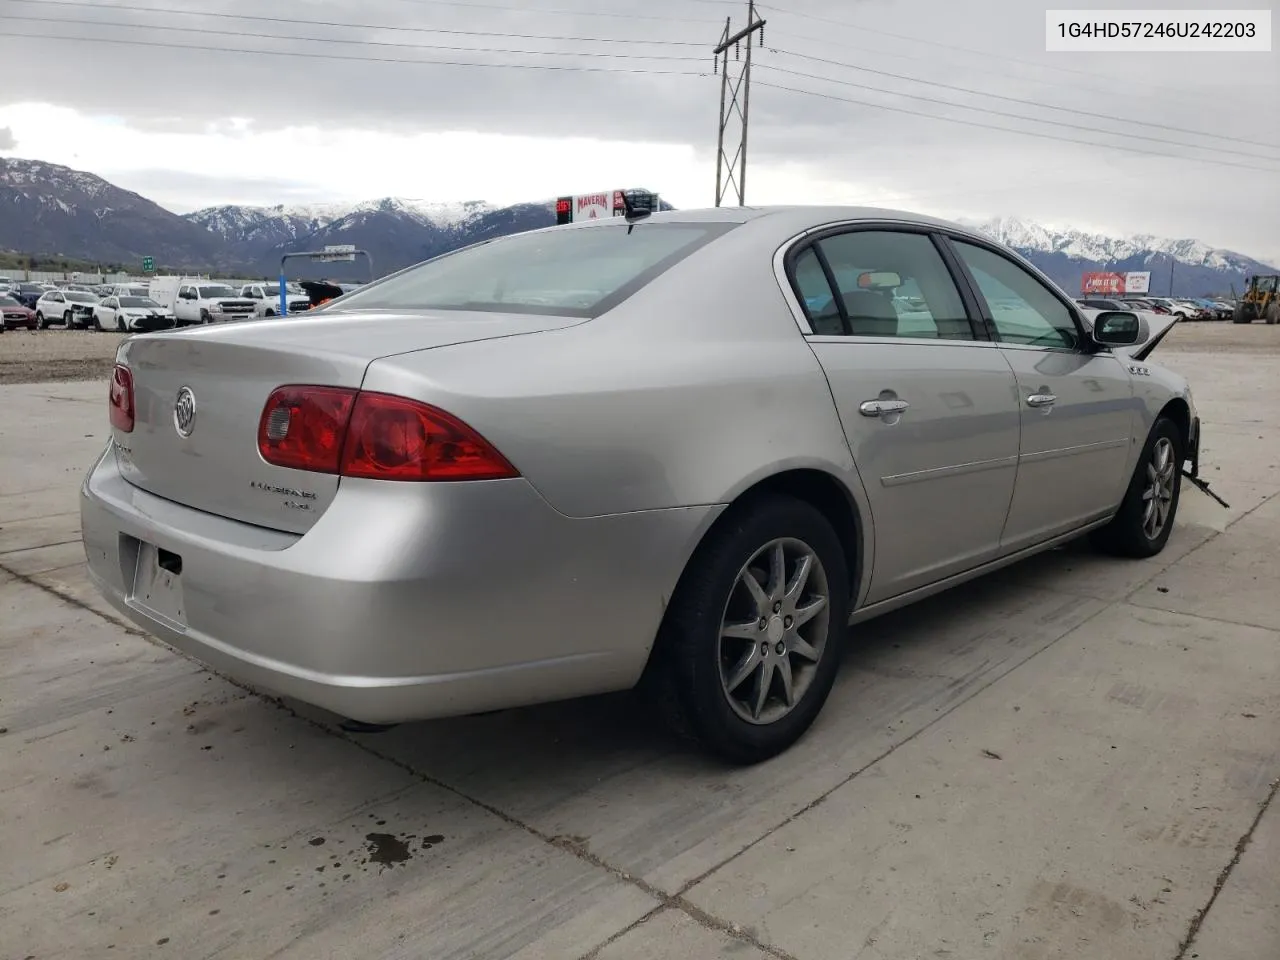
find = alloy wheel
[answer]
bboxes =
[1142,437,1176,540]
[718,538,830,725]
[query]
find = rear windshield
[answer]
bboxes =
[332,221,732,317]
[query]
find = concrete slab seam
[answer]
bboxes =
[0,538,84,557]
[1175,777,1280,960]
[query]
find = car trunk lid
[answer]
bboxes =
[113,311,583,533]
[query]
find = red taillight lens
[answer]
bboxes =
[108,364,134,432]
[257,385,357,473]
[340,392,518,481]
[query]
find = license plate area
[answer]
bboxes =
[128,539,187,629]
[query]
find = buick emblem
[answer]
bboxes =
[173,386,197,438]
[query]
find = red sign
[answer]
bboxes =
[1081,271,1125,295]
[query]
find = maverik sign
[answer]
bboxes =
[555,188,660,225]
[1081,271,1152,295]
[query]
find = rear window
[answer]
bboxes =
[332,221,732,317]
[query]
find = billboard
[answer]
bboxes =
[556,191,627,225]
[1081,271,1151,295]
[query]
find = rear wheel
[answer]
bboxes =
[1232,304,1250,324]
[1091,417,1182,558]
[1266,303,1279,326]
[644,494,850,764]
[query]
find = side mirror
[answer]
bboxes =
[1091,310,1146,347]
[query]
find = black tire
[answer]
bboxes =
[642,494,850,764]
[1232,304,1250,324]
[1091,417,1182,559]
[264,309,276,317]
[63,310,74,328]
[199,310,211,324]
[35,311,46,329]
[93,313,104,331]
[1266,303,1279,326]
[116,315,126,332]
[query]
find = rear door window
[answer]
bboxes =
[333,222,734,318]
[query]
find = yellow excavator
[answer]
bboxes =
[1233,274,1280,324]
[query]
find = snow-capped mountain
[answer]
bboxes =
[961,216,1260,274]
[184,198,498,256]
[0,157,231,268]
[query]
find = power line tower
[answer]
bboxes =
[713,0,766,207]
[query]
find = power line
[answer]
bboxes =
[1,0,706,46]
[3,13,709,61]
[381,0,721,25]
[756,63,1280,164]
[767,47,1280,154]
[752,79,1280,175]
[0,30,711,75]
[755,1,1222,105]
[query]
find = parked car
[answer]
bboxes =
[93,295,176,332]
[34,289,100,328]
[1119,298,1170,315]
[0,276,15,294]
[149,277,257,325]
[13,282,55,308]
[239,282,312,317]
[82,206,1197,763]
[1076,297,1130,311]
[0,294,39,330]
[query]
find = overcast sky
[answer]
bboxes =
[0,0,1276,262]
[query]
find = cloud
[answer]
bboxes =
[0,0,1276,261]
[0,127,16,150]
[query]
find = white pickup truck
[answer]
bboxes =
[149,277,257,326]
[239,283,312,318]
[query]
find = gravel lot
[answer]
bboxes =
[2,322,1277,385]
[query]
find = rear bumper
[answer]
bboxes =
[80,448,716,723]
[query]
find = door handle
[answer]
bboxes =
[1026,393,1057,407]
[859,399,910,418]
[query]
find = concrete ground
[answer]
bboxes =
[1,333,1277,959]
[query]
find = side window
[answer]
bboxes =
[814,230,973,340]
[952,241,1080,349]
[791,246,844,336]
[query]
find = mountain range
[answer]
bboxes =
[1,156,1274,296]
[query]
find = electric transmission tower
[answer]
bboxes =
[713,0,766,207]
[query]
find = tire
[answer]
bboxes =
[35,311,46,329]
[1266,303,1279,326]
[116,315,126,332]
[93,314,104,332]
[642,494,850,764]
[264,309,276,317]
[199,310,212,325]
[1232,304,1250,324]
[1091,417,1182,559]
[63,310,75,328]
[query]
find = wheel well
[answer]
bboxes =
[1159,398,1191,450]
[717,469,864,606]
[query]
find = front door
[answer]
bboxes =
[948,239,1138,553]
[791,228,1022,604]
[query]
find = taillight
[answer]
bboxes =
[256,386,517,482]
[257,385,357,474]
[108,364,134,432]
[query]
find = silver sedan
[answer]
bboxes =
[81,206,1198,763]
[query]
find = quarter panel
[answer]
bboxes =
[359,221,864,519]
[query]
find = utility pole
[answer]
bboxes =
[713,1,766,206]
[1169,256,1176,296]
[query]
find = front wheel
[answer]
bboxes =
[1091,417,1182,558]
[63,310,75,328]
[116,315,126,332]
[93,314,104,331]
[35,311,46,329]
[1266,303,1279,326]
[643,494,850,764]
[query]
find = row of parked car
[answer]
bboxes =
[0,276,333,332]
[1075,294,1235,321]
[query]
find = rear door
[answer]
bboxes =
[790,226,1021,604]
[946,237,1137,553]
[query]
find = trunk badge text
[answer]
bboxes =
[173,386,197,438]
[250,480,318,511]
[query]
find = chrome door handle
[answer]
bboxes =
[1026,393,1057,407]
[859,399,910,417]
